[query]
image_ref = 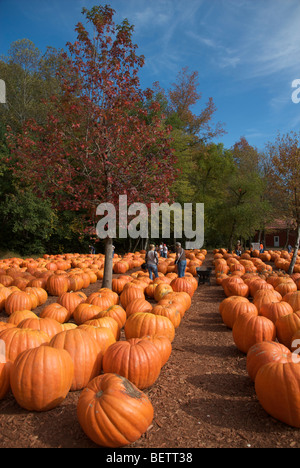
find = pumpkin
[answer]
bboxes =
[141,334,172,366]
[84,316,120,341]
[10,345,74,411]
[95,305,127,330]
[46,274,69,296]
[275,312,300,349]
[58,291,87,315]
[77,373,154,447]
[255,361,300,427]
[124,312,175,342]
[7,310,38,326]
[221,300,258,329]
[151,303,181,328]
[0,361,12,400]
[39,303,72,323]
[72,303,103,325]
[232,314,276,354]
[163,291,191,312]
[78,325,116,354]
[282,291,300,312]
[4,290,33,315]
[219,296,249,316]
[153,283,174,302]
[0,327,50,362]
[259,301,294,324]
[102,338,162,389]
[253,289,282,313]
[170,277,194,298]
[246,341,291,381]
[17,317,63,339]
[120,286,145,310]
[126,298,152,318]
[49,328,102,391]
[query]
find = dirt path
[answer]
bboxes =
[0,253,299,448]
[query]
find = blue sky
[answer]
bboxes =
[1,0,300,151]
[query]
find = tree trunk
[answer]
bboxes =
[228,219,237,252]
[102,237,113,289]
[284,228,290,250]
[133,236,140,253]
[288,224,300,275]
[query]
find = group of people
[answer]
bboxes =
[235,241,265,257]
[145,242,186,280]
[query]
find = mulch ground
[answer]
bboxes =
[0,253,299,449]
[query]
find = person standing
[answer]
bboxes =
[175,242,186,278]
[146,244,159,280]
[163,243,168,258]
[159,242,164,257]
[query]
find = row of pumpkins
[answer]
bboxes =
[0,249,205,448]
[213,247,300,429]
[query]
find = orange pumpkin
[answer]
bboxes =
[10,345,74,411]
[49,328,101,391]
[77,373,154,447]
[102,338,162,389]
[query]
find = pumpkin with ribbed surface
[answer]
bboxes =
[221,300,258,329]
[170,277,194,298]
[79,325,116,354]
[151,303,181,328]
[10,345,74,411]
[17,317,63,339]
[49,328,102,391]
[275,311,300,349]
[0,327,50,362]
[39,303,71,323]
[126,298,152,318]
[4,291,33,316]
[259,301,294,324]
[232,314,276,354]
[246,340,291,381]
[141,334,172,366]
[255,361,300,427]
[72,303,103,325]
[77,373,154,447]
[124,312,175,342]
[102,338,162,389]
[95,305,127,329]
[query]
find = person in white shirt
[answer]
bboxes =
[163,244,168,258]
[146,244,159,280]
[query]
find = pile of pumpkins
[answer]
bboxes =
[0,248,205,448]
[214,248,300,429]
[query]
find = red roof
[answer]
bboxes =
[266,219,297,231]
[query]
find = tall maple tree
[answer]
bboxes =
[6,5,178,286]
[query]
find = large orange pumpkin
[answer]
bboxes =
[49,328,102,391]
[232,314,276,354]
[77,373,154,447]
[0,327,50,362]
[124,312,175,342]
[10,345,74,411]
[255,361,300,427]
[275,311,300,349]
[102,338,162,389]
[246,340,291,381]
[221,299,258,329]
